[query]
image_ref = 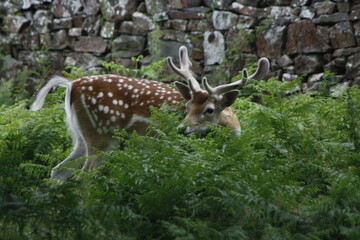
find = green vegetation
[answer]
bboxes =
[0,61,359,239]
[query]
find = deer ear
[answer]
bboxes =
[175,81,192,100]
[220,90,239,108]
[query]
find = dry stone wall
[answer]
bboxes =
[1,0,360,93]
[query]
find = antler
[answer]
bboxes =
[202,58,270,96]
[167,46,202,92]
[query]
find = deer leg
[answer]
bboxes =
[51,135,87,181]
[81,135,115,172]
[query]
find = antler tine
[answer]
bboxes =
[209,69,248,95]
[211,57,269,95]
[167,46,202,92]
[248,58,270,80]
[202,77,215,95]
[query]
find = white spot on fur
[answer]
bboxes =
[118,100,123,106]
[98,105,104,111]
[97,92,104,98]
[107,92,113,97]
[104,106,109,114]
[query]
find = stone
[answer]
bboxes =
[231,2,268,18]
[51,0,83,18]
[73,36,108,55]
[50,30,69,50]
[100,21,115,39]
[132,12,155,35]
[268,6,292,20]
[6,16,30,33]
[212,11,238,30]
[256,25,286,60]
[0,55,22,79]
[227,28,255,53]
[152,12,169,22]
[277,55,293,67]
[308,73,324,83]
[302,81,322,93]
[137,2,147,12]
[354,21,360,45]
[69,28,82,37]
[236,0,260,7]
[236,15,256,29]
[337,2,349,12]
[22,0,52,10]
[64,52,99,69]
[119,21,135,34]
[330,81,352,97]
[52,18,72,30]
[290,0,311,7]
[346,53,360,78]
[170,0,183,9]
[204,31,225,65]
[351,8,360,21]
[324,57,346,74]
[333,47,360,57]
[287,20,330,55]
[162,30,188,42]
[300,6,315,19]
[83,0,100,15]
[169,19,188,31]
[168,10,206,19]
[72,16,85,28]
[145,0,167,15]
[282,73,298,82]
[204,0,233,10]
[329,22,356,49]
[104,54,137,69]
[313,1,335,15]
[112,35,146,57]
[294,55,324,75]
[33,10,50,34]
[313,12,349,24]
[262,0,292,7]
[99,0,137,21]
[18,51,64,72]
[153,40,191,60]
[170,0,201,9]
[82,15,100,36]
[187,19,212,31]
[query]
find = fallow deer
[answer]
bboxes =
[31,46,269,180]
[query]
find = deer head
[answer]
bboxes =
[167,46,270,136]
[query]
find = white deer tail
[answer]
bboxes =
[31,76,71,111]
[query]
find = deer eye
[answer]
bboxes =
[204,107,214,115]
